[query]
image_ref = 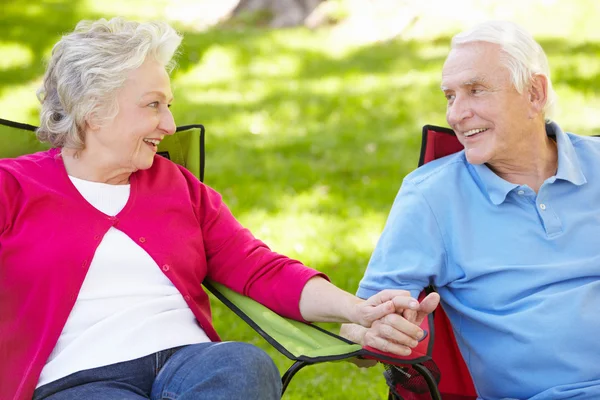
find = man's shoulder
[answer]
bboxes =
[567,132,600,149]
[403,150,468,190]
[566,132,600,165]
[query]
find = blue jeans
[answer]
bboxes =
[33,342,282,400]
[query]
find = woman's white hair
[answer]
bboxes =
[37,17,182,149]
[451,20,557,122]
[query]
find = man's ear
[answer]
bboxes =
[528,73,548,118]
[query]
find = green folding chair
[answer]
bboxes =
[0,118,441,399]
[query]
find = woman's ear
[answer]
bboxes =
[528,73,548,118]
[85,112,101,131]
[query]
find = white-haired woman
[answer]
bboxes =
[0,18,426,400]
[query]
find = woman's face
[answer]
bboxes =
[87,58,176,173]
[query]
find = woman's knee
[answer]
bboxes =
[155,342,281,399]
[214,342,280,381]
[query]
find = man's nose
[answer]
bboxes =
[447,95,473,127]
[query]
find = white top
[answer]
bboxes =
[37,176,210,388]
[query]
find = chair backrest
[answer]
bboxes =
[0,118,205,181]
[419,125,477,399]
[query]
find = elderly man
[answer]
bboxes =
[341,20,600,400]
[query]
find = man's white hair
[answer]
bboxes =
[37,17,182,149]
[451,20,557,122]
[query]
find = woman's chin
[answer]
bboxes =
[135,157,155,171]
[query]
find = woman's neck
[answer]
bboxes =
[61,148,133,185]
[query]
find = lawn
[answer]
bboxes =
[2,1,600,398]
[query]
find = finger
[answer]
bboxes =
[403,308,417,324]
[362,300,395,325]
[414,292,441,326]
[367,289,412,306]
[375,314,424,343]
[390,296,419,313]
[364,332,413,356]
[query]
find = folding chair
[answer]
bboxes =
[0,118,443,399]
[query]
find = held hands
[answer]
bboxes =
[351,290,440,357]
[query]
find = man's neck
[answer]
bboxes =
[488,132,558,194]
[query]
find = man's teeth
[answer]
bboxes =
[464,128,487,137]
[144,139,160,146]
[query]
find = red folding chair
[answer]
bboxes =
[419,125,476,400]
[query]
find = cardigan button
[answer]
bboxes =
[139,237,146,243]
[184,295,191,302]
[162,264,170,272]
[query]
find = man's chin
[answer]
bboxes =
[464,148,490,165]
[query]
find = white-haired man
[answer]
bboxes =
[342,21,600,399]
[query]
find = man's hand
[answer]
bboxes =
[350,289,420,328]
[365,292,439,356]
[401,291,440,326]
[341,291,440,358]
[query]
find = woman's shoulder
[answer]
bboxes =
[137,155,225,216]
[139,154,220,197]
[0,149,58,179]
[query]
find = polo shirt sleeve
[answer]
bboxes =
[191,177,326,321]
[357,179,448,300]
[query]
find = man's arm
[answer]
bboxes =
[342,178,447,356]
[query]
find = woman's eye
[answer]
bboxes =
[148,101,159,108]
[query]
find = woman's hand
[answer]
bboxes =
[341,292,440,357]
[349,289,419,327]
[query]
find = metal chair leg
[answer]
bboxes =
[413,363,442,400]
[281,360,309,396]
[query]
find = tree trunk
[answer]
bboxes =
[233,0,324,27]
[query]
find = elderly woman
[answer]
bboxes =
[0,18,426,400]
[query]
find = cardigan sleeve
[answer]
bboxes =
[0,170,19,235]
[178,167,326,321]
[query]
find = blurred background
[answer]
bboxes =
[2,0,599,398]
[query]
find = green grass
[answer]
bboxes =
[2,1,600,398]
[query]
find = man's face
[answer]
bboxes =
[441,42,534,166]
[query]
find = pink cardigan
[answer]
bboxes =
[0,148,323,400]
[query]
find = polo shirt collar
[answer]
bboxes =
[551,122,587,186]
[470,122,586,205]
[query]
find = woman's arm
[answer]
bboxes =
[299,276,432,328]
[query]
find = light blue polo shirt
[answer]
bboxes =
[358,123,600,400]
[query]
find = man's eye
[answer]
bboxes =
[471,89,482,95]
[445,94,455,101]
[148,101,159,108]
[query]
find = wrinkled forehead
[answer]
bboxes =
[121,58,174,99]
[441,42,509,87]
